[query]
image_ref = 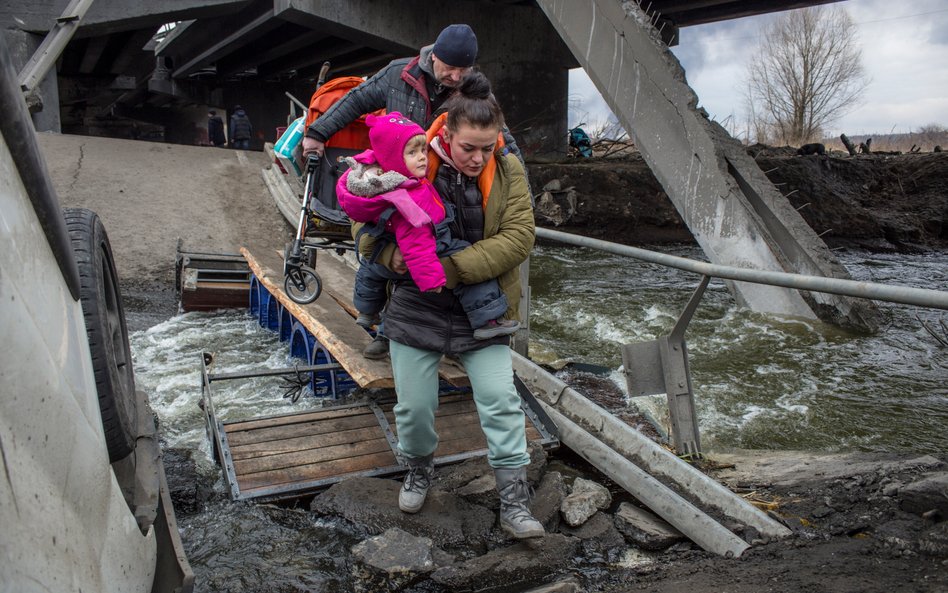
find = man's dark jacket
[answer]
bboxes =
[306,45,522,158]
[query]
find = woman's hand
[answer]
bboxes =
[391,247,408,274]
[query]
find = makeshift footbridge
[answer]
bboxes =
[174,144,800,559]
[192,236,789,558]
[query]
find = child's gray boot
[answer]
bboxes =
[494,466,545,539]
[399,454,434,513]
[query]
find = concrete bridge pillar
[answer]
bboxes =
[537,0,878,331]
[1,30,61,133]
[475,10,573,161]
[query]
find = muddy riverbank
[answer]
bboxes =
[527,149,948,253]
[39,134,948,592]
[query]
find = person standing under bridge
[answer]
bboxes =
[207,110,226,147]
[302,23,490,158]
[229,105,253,150]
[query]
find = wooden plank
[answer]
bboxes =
[374,392,470,412]
[230,424,386,460]
[235,437,393,475]
[226,405,375,434]
[226,412,380,447]
[243,246,394,388]
[237,450,398,491]
[194,281,251,290]
[243,244,469,387]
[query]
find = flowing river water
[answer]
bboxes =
[129,245,948,591]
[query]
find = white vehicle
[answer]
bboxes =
[0,41,192,592]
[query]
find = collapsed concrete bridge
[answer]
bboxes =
[0,0,876,329]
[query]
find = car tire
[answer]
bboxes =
[63,208,137,462]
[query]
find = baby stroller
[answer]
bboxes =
[283,74,375,304]
[283,152,354,303]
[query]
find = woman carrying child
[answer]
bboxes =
[335,112,520,359]
[341,71,543,539]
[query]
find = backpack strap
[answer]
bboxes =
[353,207,397,265]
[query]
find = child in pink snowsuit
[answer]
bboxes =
[336,112,519,351]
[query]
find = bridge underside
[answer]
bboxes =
[1,0,842,154]
[1,0,869,328]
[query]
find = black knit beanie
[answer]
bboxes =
[432,24,478,67]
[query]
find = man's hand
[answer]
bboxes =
[391,248,408,275]
[302,137,325,158]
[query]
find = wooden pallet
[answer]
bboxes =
[217,393,548,501]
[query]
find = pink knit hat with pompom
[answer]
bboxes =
[365,112,426,177]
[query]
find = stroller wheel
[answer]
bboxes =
[284,267,322,304]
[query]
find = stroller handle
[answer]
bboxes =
[306,153,320,173]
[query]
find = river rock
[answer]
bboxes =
[520,577,584,593]
[560,477,611,527]
[455,472,498,508]
[530,471,568,533]
[350,527,453,592]
[430,533,580,592]
[899,472,948,519]
[437,443,549,510]
[614,502,685,550]
[918,521,948,557]
[163,447,214,516]
[310,477,495,548]
[559,511,626,559]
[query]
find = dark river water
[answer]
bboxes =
[130,245,948,591]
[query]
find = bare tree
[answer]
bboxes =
[744,6,868,145]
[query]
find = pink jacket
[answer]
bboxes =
[336,151,446,291]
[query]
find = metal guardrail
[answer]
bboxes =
[536,227,948,310]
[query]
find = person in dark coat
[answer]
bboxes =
[207,110,226,147]
[229,106,253,149]
[301,24,521,160]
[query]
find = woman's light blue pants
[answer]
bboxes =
[389,340,530,468]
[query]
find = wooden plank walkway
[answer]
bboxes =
[205,246,554,501]
[221,393,546,500]
[240,244,468,388]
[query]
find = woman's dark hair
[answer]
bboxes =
[444,71,505,132]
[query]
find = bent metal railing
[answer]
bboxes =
[535,227,948,457]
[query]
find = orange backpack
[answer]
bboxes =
[304,76,380,150]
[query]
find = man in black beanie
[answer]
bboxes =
[302,24,520,159]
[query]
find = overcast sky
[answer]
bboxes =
[568,0,948,139]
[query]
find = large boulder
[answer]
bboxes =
[559,511,627,560]
[310,477,495,548]
[899,472,948,519]
[430,533,580,592]
[530,471,568,533]
[350,527,454,592]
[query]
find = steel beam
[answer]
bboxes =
[17,0,94,93]
[511,351,792,544]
